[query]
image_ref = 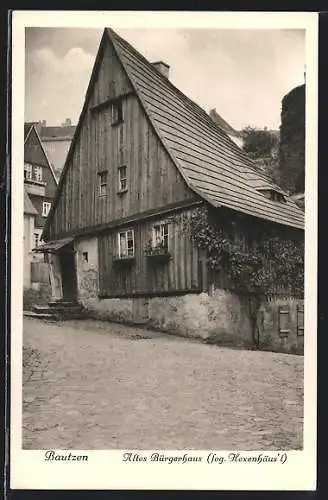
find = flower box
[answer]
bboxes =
[145,248,171,264]
[113,255,135,268]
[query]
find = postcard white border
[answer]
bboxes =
[11,10,318,491]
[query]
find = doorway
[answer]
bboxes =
[59,246,78,301]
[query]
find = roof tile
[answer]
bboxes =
[108,28,304,230]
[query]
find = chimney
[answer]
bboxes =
[152,61,170,79]
[41,120,46,127]
[209,108,217,119]
[62,118,72,126]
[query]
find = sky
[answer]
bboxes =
[25,27,305,131]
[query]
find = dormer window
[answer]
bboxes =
[257,188,286,203]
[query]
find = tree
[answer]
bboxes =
[241,126,280,183]
[242,126,277,159]
[278,84,305,194]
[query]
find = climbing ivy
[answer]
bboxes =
[180,206,304,297]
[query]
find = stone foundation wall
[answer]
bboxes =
[74,236,303,354]
[257,297,304,354]
[75,238,99,302]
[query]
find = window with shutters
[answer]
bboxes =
[297,305,304,336]
[278,305,290,337]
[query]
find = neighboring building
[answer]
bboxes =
[36,119,76,180]
[24,123,58,287]
[39,28,304,353]
[209,108,244,148]
[24,187,38,287]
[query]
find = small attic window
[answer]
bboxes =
[111,100,123,126]
[257,188,287,203]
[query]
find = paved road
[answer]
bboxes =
[23,317,303,450]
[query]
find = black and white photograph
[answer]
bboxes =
[11,11,317,491]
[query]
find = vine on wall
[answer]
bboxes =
[179,206,304,297]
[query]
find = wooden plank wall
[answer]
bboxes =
[98,210,202,297]
[48,37,193,241]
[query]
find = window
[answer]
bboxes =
[34,233,39,248]
[24,163,33,180]
[82,252,88,263]
[152,223,169,251]
[258,188,286,203]
[118,166,127,192]
[278,306,290,337]
[34,166,43,182]
[118,123,125,164]
[111,100,123,125]
[297,305,304,336]
[118,230,135,258]
[42,201,51,217]
[97,171,108,196]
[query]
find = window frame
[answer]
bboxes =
[42,201,51,217]
[34,165,43,182]
[97,170,108,197]
[152,222,169,251]
[118,123,125,165]
[24,162,33,180]
[118,165,128,193]
[111,99,123,126]
[118,229,135,259]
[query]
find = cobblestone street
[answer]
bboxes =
[23,317,303,450]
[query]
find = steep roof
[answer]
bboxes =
[107,28,303,230]
[24,122,36,141]
[24,188,38,215]
[44,28,304,237]
[24,122,59,187]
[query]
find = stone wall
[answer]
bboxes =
[73,236,303,354]
[75,238,99,302]
[257,297,304,354]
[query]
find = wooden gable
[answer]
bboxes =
[108,28,304,231]
[46,33,193,241]
[24,126,49,168]
[24,125,57,198]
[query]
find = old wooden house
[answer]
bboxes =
[39,28,304,353]
[24,122,58,287]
